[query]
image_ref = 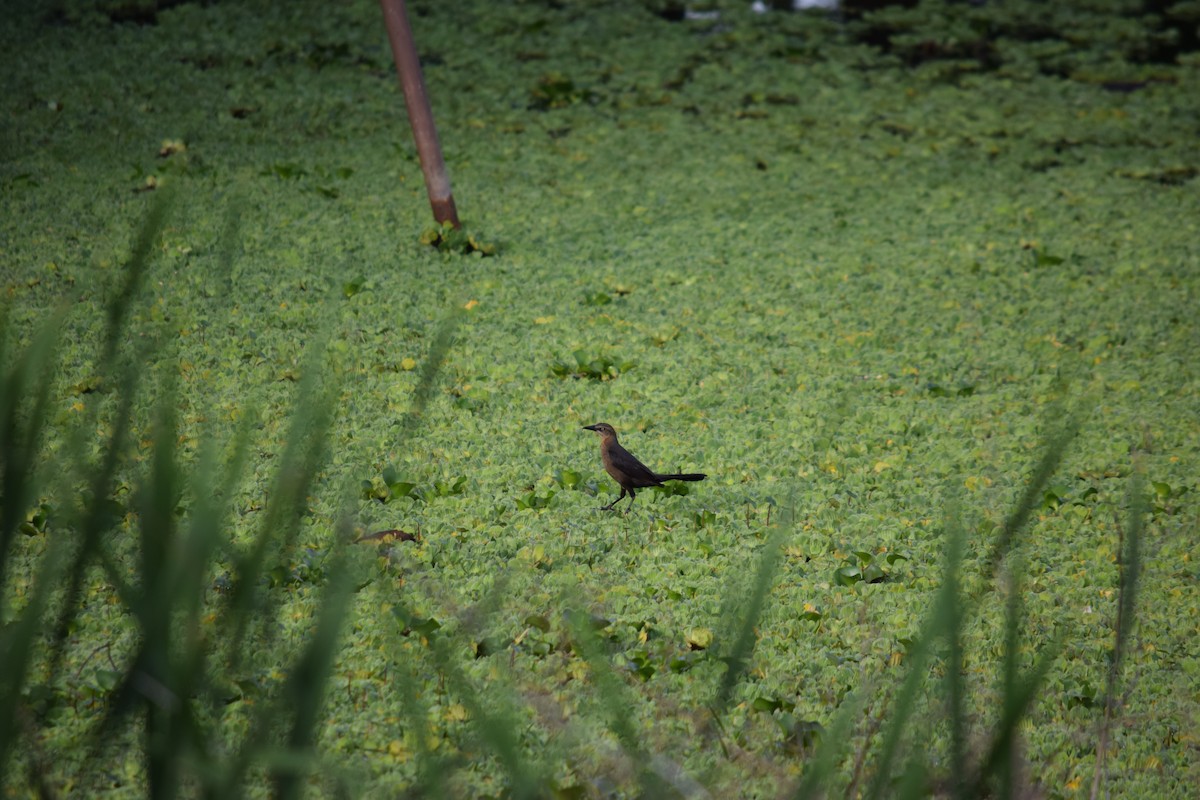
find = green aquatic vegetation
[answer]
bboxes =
[419,220,497,256]
[833,548,909,586]
[527,72,599,111]
[1,0,1198,796]
[550,348,636,381]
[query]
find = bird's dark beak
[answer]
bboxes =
[582,424,598,431]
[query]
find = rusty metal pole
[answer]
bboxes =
[379,0,460,227]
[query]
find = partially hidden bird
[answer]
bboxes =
[582,423,706,512]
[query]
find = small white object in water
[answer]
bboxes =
[753,0,839,11]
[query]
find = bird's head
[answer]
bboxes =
[582,422,618,439]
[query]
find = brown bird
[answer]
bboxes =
[582,423,706,512]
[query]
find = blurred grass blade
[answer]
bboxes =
[0,528,72,790]
[427,633,541,799]
[942,503,966,800]
[986,417,1079,572]
[1,186,412,796]
[0,300,70,789]
[1090,468,1146,799]
[1112,469,1145,674]
[103,185,176,366]
[711,524,787,719]
[894,759,930,800]
[386,597,450,796]
[47,187,178,680]
[214,192,245,294]
[565,607,642,749]
[974,638,1060,794]
[176,411,253,636]
[78,377,191,793]
[998,549,1025,799]
[225,335,335,664]
[791,690,864,799]
[565,606,669,797]
[866,513,964,800]
[395,310,460,443]
[0,301,66,591]
[138,381,187,798]
[273,534,353,800]
[388,577,542,798]
[47,365,138,677]
[861,606,931,800]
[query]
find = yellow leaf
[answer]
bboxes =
[463,299,479,310]
[400,357,417,371]
[685,627,713,650]
[158,138,186,156]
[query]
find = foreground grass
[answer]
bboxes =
[2,0,1198,796]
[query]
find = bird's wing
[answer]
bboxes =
[608,444,663,487]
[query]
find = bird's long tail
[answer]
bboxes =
[658,473,706,482]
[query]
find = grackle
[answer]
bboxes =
[582,423,706,512]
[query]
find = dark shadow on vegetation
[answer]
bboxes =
[846,0,1199,73]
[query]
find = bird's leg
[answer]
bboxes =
[622,488,637,514]
[600,487,627,511]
